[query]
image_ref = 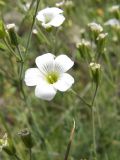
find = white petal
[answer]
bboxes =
[41,22,52,28]
[35,53,55,74]
[53,73,74,92]
[36,11,45,22]
[24,68,42,86]
[50,14,65,27]
[55,55,74,72]
[35,82,57,101]
[104,18,120,26]
[46,7,63,14]
[36,7,63,22]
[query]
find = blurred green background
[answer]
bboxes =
[0,0,120,159]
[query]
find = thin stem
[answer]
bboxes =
[16,45,24,62]
[64,120,75,160]
[70,89,91,107]
[14,154,21,160]
[3,38,20,60]
[17,0,41,99]
[53,28,59,54]
[91,84,98,107]
[96,104,102,129]
[91,84,98,159]
[36,26,50,46]
[29,148,32,160]
[24,0,41,58]
[16,44,25,100]
[19,62,24,80]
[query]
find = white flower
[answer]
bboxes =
[33,29,38,34]
[88,22,103,33]
[56,1,65,7]
[89,62,101,70]
[24,53,74,101]
[105,18,120,26]
[97,33,108,40]
[109,5,120,13]
[36,7,65,28]
[76,39,91,48]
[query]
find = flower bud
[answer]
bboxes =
[0,20,6,39]
[76,39,91,60]
[6,23,18,46]
[56,0,75,10]
[88,22,103,40]
[0,133,16,156]
[89,62,101,85]
[109,5,120,19]
[64,0,75,10]
[96,33,108,54]
[88,22,103,33]
[18,129,34,149]
[32,29,38,35]
[56,1,65,7]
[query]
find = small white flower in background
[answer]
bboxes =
[36,7,65,28]
[89,62,101,70]
[88,22,103,33]
[0,133,8,151]
[23,2,34,11]
[24,53,74,101]
[97,33,108,40]
[105,18,120,29]
[6,23,18,34]
[56,1,65,7]
[109,5,120,13]
[6,23,16,30]
[89,62,101,84]
[32,29,38,35]
[76,39,91,48]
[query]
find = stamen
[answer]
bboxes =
[46,72,59,84]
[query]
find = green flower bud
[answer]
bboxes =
[6,23,18,46]
[89,62,101,85]
[65,0,75,10]
[0,20,6,39]
[88,22,103,40]
[18,129,34,149]
[96,33,108,54]
[76,39,91,60]
[109,5,120,19]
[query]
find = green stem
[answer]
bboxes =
[3,38,20,60]
[91,84,98,159]
[29,148,32,160]
[0,112,11,137]
[70,89,91,107]
[36,26,50,46]
[53,28,59,54]
[16,45,24,62]
[24,0,41,58]
[14,154,21,160]
[64,120,75,160]
[19,62,24,81]
[91,84,98,106]
[17,0,41,99]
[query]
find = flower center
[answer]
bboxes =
[44,13,53,23]
[46,72,59,84]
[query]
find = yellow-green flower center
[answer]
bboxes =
[44,13,53,23]
[46,72,59,84]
